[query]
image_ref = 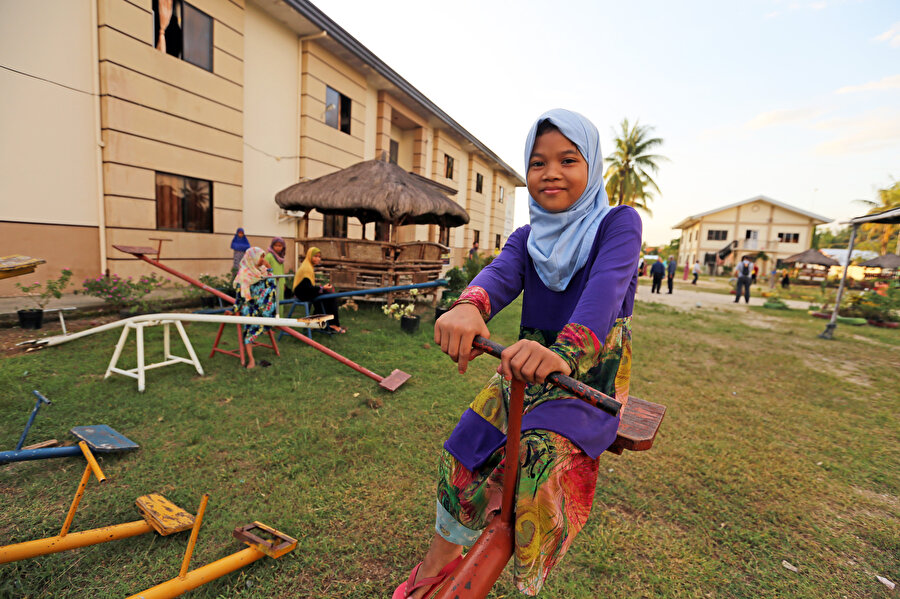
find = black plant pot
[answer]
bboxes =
[400,314,420,334]
[17,309,44,330]
[435,306,450,320]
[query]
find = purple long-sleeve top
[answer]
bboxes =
[444,206,642,470]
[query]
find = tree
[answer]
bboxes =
[603,119,667,215]
[854,181,900,255]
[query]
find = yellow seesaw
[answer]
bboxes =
[0,442,194,564]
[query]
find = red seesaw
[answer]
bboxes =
[112,244,410,391]
[433,335,666,599]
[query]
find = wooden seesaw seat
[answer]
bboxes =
[608,395,666,454]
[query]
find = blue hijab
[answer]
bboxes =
[524,109,611,291]
[231,228,250,251]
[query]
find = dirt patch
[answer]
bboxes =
[0,315,122,357]
[800,353,872,387]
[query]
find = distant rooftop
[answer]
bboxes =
[672,195,832,230]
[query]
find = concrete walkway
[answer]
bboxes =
[635,278,810,312]
[0,287,186,315]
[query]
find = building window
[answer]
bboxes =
[473,230,480,245]
[707,229,728,241]
[389,139,399,164]
[323,214,348,238]
[325,86,351,134]
[498,187,504,203]
[778,232,799,243]
[439,226,450,246]
[475,173,484,194]
[152,0,213,72]
[444,154,454,180]
[495,234,501,249]
[156,172,212,232]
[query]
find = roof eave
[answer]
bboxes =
[283,0,525,186]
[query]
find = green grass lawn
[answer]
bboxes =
[0,299,897,598]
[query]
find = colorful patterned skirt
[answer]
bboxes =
[234,279,276,344]
[436,429,600,595]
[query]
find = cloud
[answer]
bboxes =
[835,74,900,94]
[875,22,900,47]
[814,109,900,155]
[744,107,822,129]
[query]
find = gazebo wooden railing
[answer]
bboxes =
[296,238,448,292]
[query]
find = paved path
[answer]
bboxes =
[634,279,809,312]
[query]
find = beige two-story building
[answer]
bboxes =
[0,0,523,296]
[672,195,831,273]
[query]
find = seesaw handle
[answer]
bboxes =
[472,335,621,417]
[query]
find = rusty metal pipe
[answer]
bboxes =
[130,252,406,389]
[435,379,524,599]
[127,547,265,599]
[0,520,152,564]
[79,441,106,483]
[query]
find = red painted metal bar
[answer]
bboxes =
[435,379,524,599]
[119,248,409,390]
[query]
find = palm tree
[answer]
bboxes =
[854,181,900,255]
[603,119,667,215]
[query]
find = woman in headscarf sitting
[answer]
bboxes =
[231,228,250,272]
[233,247,278,368]
[265,236,287,316]
[292,247,346,334]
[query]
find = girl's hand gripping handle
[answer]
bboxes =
[434,303,490,374]
[472,336,622,417]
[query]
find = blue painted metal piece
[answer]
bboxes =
[15,391,52,451]
[195,279,448,315]
[0,426,139,465]
[0,446,82,464]
[70,425,139,452]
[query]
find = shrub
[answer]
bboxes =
[14,269,73,310]
[82,273,167,313]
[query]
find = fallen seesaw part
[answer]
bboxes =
[0,444,191,564]
[0,390,139,465]
[113,243,411,391]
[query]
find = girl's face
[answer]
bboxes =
[527,130,588,213]
[257,254,268,268]
[273,241,284,253]
[311,254,322,266]
[237,231,245,238]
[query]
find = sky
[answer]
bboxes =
[314,0,899,245]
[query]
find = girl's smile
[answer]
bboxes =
[527,130,588,213]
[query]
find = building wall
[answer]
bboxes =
[242,1,300,267]
[0,0,102,295]
[676,199,821,272]
[98,0,246,280]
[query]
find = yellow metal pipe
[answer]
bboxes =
[127,547,265,599]
[78,441,107,483]
[0,520,152,564]
[59,463,93,537]
[179,493,209,578]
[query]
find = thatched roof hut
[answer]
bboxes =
[782,248,840,266]
[275,159,469,229]
[859,253,900,269]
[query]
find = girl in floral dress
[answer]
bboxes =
[394,109,641,598]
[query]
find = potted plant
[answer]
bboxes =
[382,299,419,333]
[435,295,455,320]
[14,268,73,329]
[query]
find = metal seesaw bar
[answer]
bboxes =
[112,245,410,391]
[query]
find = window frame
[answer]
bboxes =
[324,86,352,135]
[777,232,800,243]
[444,154,454,180]
[475,173,484,194]
[707,229,728,241]
[152,0,213,72]
[155,171,213,233]
[498,187,504,203]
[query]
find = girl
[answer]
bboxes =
[230,228,250,272]
[394,109,641,598]
[233,247,277,369]
[292,247,346,334]
[265,236,287,316]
